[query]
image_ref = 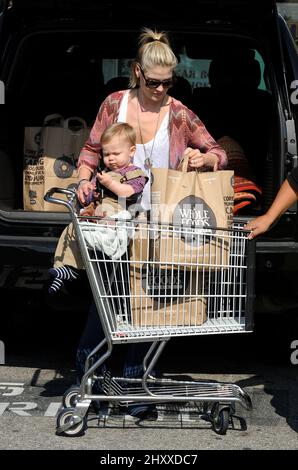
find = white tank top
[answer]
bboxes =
[117,90,170,210]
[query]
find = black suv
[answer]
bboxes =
[0,0,297,330]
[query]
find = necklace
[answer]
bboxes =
[136,89,164,170]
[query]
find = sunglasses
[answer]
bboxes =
[139,66,175,89]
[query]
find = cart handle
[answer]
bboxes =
[44,187,77,213]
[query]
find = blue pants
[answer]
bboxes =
[76,300,156,416]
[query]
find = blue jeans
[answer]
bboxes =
[76,300,156,416]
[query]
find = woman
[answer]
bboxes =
[245,167,298,239]
[75,28,227,420]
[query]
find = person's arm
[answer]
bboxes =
[245,179,298,239]
[76,93,123,204]
[77,102,108,174]
[76,99,108,204]
[183,108,227,171]
[77,91,123,174]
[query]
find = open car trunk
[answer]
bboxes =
[0,0,295,238]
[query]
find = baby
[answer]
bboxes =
[48,122,148,293]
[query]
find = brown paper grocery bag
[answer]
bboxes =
[130,265,206,328]
[129,223,207,328]
[23,117,55,212]
[150,161,234,269]
[23,115,90,211]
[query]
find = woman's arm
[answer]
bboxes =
[77,101,108,174]
[77,91,123,173]
[185,108,227,170]
[245,179,298,239]
[76,92,123,204]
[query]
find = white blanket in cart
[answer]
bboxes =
[80,210,133,259]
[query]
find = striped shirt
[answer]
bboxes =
[78,90,227,173]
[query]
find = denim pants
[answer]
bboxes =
[76,300,156,416]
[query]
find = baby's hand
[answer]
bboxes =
[97,171,113,189]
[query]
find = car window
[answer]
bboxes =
[103,48,268,91]
[0,0,6,15]
[277,1,298,45]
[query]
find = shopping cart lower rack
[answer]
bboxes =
[45,188,255,437]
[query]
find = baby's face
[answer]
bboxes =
[102,135,135,171]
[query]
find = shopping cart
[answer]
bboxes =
[45,188,255,437]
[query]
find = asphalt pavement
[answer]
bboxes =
[1,305,298,452]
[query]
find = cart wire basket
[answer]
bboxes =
[45,188,255,437]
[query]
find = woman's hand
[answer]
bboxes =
[244,215,272,240]
[183,148,218,171]
[76,179,95,205]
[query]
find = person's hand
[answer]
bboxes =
[183,148,218,171]
[244,215,272,240]
[183,147,205,170]
[97,171,113,189]
[76,179,95,205]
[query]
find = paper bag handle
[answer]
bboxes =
[180,152,204,173]
[43,113,64,127]
[180,154,190,173]
[64,116,87,130]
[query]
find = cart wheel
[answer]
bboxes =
[211,408,230,435]
[56,408,87,437]
[62,386,81,409]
